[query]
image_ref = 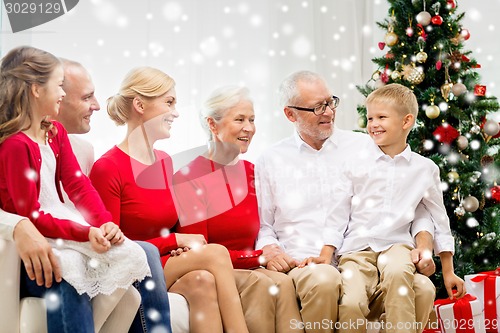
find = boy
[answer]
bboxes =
[301,83,465,333]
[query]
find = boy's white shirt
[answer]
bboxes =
[326,140,455,257]
[0,134,94,241]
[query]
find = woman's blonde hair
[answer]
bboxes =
[107,66,175,125]
[0,46,61,143]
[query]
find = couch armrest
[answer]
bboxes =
[0,239,21,333]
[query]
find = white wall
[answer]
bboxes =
[1,0,498,162]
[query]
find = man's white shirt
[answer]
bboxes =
[256,128,370,261]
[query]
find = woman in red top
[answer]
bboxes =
[173,86,303,333]
[90,67,249,333]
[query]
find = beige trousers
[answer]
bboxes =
[338,244,435,333]
[234,268,304,333]
[288,264,342,333]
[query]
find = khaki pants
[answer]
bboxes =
[234,268,303,333]
[288,264,342,333]
[338,244,434,333]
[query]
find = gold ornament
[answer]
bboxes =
[402,64,425,85]
[425,104,440,119]
[358,116,367,128]
[384,32,399,46]
[447,171,459,182]
[390,70,401,80]
[416,51,428,63]
[440,82,453,101]
[441,66,453,101]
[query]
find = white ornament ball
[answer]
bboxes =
[470,124,481,134]
[425,105,440,119]
[463,196,480,212]
[451,83,467,96]
[416,11,432,26]
[483,120,500,136]
[456,135,469,150]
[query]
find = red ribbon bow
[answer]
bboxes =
[435,294,478,333]
[470,268,499,332]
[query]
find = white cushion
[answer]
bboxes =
[169,292,190,333]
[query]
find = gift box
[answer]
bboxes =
[465,268,500,333]
[435,294,486,333]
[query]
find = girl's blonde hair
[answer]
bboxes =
[0,46,61,143]
[107,67,175,125]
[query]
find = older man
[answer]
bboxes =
[255,71,436,333]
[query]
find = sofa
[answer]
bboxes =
[0,238,190,333]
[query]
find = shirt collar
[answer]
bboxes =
[292,127,338,151]
[370,141,412,162]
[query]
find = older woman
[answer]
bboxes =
[89,68,249,333]
[173,86,303,333]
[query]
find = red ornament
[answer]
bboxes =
[460,29,471,40]
[491,186,500,203]
[431,15,443,25]
[433,123,460,144]
[447,0,456,9]
[378,42,386,50]
[436,60,442,70]
[474,84,487,96]
[380,72,389,84]
[416,23,427,41]
[385,52,394,59]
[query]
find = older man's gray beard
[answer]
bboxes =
[295,116,334,142]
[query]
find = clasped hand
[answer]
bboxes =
[89,222,125,253]
[170,233,207,256]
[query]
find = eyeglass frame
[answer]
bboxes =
[287,95,340,116]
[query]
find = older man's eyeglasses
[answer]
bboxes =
[287,95,340,116]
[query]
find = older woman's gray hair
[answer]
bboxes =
[200,85,252,140]
[278,70,326,109]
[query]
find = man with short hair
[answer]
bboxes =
[256,70,436,333]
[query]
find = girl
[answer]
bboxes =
[0,46,149,332]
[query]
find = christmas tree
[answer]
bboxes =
[356,0,500,297]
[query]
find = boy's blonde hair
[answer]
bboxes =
[366,83,418,118]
